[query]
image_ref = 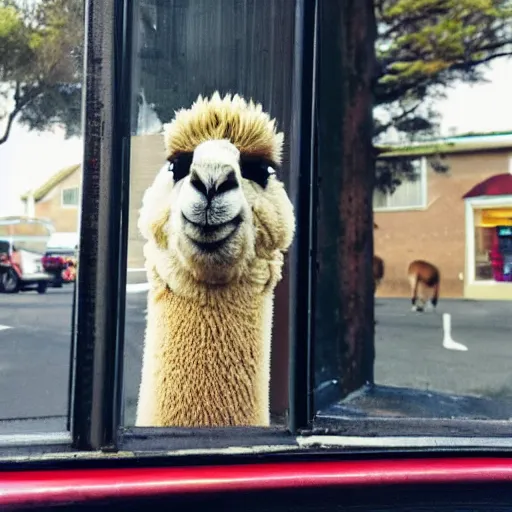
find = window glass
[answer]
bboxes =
[61,187,80,207]
[314,0,512,429]
[373,159,427,211]
[0,0,83,435]
[123,0,296,429]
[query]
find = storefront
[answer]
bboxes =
[463,173,512,299]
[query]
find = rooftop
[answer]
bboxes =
[378,131,512,158]
[20,164,80,202]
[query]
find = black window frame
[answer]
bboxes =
[0,0,512,464]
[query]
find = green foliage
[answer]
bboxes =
[0,0,83,144]
[374,0,512,191]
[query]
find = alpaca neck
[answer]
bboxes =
[136,280,274,427]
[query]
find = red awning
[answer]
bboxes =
[463,173,512,199]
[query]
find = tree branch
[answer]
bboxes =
[374,100,423,136]
[0,83,42,145]
[379,8,450,39]
[375,47,512,105]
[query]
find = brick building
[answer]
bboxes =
[374,132,512,301]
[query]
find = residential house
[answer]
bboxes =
[19,135,167,268]
[374,132,512,301]
[20,164,81,233]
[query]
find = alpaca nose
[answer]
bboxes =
[190,169,239,202]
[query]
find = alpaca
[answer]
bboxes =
[135,92,296,427]
[408,259,440,312]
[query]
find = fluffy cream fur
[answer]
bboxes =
[135,92,295,427]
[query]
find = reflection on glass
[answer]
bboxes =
[123,0,296,428]
[0,0,83,434]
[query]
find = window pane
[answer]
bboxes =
[0,0,83,435]
[123,0,296,429]
[374,160,425,210]
[313,0,512,434]
[62,187,80,207]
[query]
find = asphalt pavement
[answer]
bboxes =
[0,286,511,434]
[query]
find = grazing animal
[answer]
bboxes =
[407,259,440,312]
[135,92,296,427]
[373,255,384,291]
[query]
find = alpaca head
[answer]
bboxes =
[139,92,295,289]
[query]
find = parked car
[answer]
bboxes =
[0,238,51,294]
[41,232,78,288]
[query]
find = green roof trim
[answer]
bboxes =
[21,164,80,202]
[377,134,512,159]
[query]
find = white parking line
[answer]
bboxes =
[0,325,12,332]
[442,313,468,352]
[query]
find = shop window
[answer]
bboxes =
[473,209,512,282]
[474,225,495,280]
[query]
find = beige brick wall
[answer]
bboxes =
[128,134,167,268]
[374,150,511,298]
[35,169,81,233]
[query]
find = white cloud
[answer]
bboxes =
[435,59,512,135]
[0,121,82,217]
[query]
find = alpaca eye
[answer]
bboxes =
[240,159,277,188]
[168,152,193,182]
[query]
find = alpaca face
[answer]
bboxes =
[168,140,254,278]
[176,140,250,250]
[140,138,294,286]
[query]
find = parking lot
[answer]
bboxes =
[0,286,511,433]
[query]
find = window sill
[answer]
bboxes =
[373,205,428,213]
[314,383,512,440]
[469,280,512,286]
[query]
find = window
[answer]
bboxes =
[373,157,427,211]
[466,200,512,285]
[61,187,80,207]
[3,3,512,502]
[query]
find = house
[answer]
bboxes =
[20,164,81,233]
[374,132,512,301]
[19,134,167,268]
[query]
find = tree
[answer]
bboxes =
[0,0,83,145]
[374,0,512,191]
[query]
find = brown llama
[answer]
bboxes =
[407,259,440,312]
[373,255,384,291]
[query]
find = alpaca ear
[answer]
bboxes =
[138,163,173,249]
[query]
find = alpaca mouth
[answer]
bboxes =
[182,212,243,253]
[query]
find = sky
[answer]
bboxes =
[1,59,512,216]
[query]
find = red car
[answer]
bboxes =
[41,232,78,288]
